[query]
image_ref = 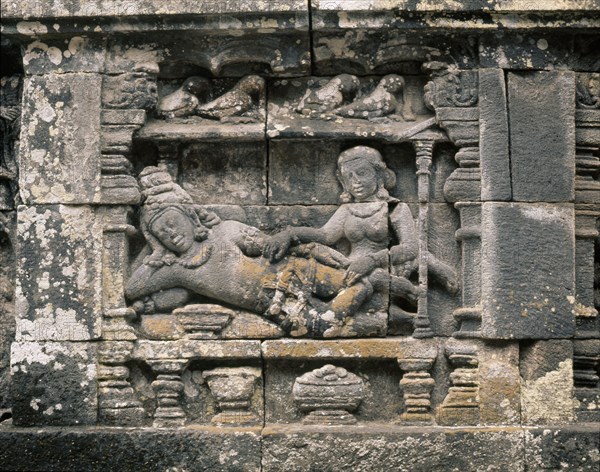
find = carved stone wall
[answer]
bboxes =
[0,1,599,471]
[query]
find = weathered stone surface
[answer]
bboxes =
[479,68,510,201]
[18,74,102,204]
[181,142,267,205]
[508,71,575,202]
[2,1,598,468]
[480,33,574,70]
[268,140,342,205]
[262,425,524,472]
[481,203,576,339]
[22,36,106,74]
[520,340,574,425]
[0,211,16,409]
[525,425,600,472]
[0,426,262,472]
[132,340,262,360]
[10,341,97,426]
[15,205,103,341]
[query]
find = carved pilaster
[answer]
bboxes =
[148,358,188,428]
[413,139,434,338]
[437,342,480,426]
[575,73,600,338]
[424,62,480,204]
[100,62,159,204]
[100,206,137,341]
[397,357,436,424]
[573,340,600,422]
[453,202,482,338]
[97,341,145,425]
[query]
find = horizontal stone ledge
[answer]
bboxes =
[2,424,597,472]
[2,0,309,20]
[132,339,262,360]
[262,338,406,359]
[313,0,600,13]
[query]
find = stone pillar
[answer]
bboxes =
[437,341,480,426]
[397,338,437,424]
[97,341,145,425]
[100,63,158,205]
[413,139,434,338]
[452,202,482,337]
[148,359,188,428]
[100,206,137,341]
[573,339,600,422]
[575,208,600,337]
[574,73,600,338]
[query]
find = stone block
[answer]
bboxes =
[10,341,97,426]
[0,427,262,472]
[508,71,575,202]
[480,33,574,70]
[268,140,342,205]
[262,425,525,472]
[18,73,102,204]
[477,341,521,425]
[479,69,510,201]
[520,340,574,425]
[525,426,600,472]
[22,36,106,74]
[181,142,266,205]
[481,203,575,339]
[15,205,103,341]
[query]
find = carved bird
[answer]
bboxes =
[195,75,265,121]
[333,74,405,120]
[157,76,210,119]
[295,74,360,116]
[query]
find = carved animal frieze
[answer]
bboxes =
[156,75,265,123]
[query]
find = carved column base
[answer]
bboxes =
[97,342,145,425]
[437,343,480,426]
[398,358,435,425]
[452,307,482,338]
[148,359,188,428]
[102,308,138,341]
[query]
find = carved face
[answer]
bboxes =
[339,160,378,202]
[149,209,195,254]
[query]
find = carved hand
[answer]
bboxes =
[344,255,377,286]
[196,207,221,227]
[263,231,293,261]
[0,106,19,121]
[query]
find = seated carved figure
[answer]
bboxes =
[263,146,458,333]
[126,167,381,338]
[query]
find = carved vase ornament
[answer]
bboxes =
[293,365,365,425]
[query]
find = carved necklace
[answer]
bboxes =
[347,201,386,219]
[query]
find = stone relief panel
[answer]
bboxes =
[3,12,594,442]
